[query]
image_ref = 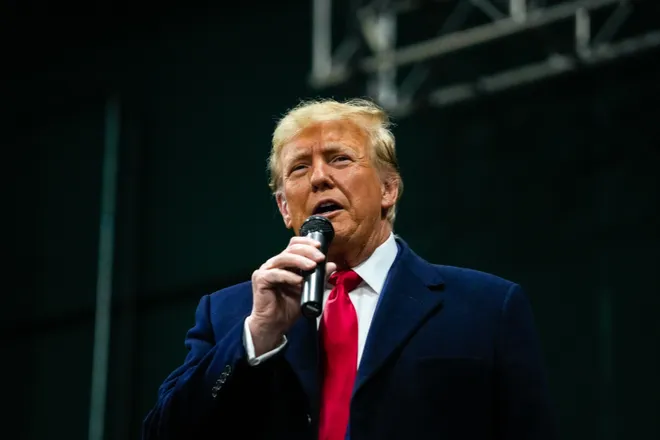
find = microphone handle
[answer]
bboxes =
[300,231,329,319]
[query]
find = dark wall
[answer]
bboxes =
[391,56,660,439]
[5,3,659,440]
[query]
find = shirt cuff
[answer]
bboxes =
[243,317,288,366]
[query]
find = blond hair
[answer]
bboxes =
[269,98,403,223]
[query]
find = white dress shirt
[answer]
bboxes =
[243,232,399,368]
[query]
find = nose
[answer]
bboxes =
[309,160,333,192]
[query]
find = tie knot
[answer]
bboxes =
[328,269,362,292]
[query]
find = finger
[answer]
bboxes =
[325,262,337,281]
[325,261,337,275]
[286,243,326,262]
[256,268,303,287]
[280,282,304,299]
[288,236,322,248]
[262,253,318,272]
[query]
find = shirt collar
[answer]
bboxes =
[350,232,398,294]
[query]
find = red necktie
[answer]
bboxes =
[318,270,362,440]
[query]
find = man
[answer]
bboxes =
[142,98,556,440]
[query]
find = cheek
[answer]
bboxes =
[346,170,383,206]
[283,184,308,214]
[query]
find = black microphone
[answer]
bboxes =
[299,215,335,319]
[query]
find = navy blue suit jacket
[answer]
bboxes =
[143,237,556,440]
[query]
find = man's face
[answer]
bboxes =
[276,120,397,250]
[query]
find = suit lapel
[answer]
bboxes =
[353,238,445,396]
[285,315,321,413]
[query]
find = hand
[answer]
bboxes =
[248,236,337,356]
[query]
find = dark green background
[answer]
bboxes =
[4,3,659,440]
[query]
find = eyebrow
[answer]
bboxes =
[285,144,351,164]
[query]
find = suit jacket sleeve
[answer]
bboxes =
[141,294,285,440]
[495,284,557,440]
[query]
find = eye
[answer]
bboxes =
[290,164,307,173]
[332,155,351,163]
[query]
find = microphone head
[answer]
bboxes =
[299,215,335,243]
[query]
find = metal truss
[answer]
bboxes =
[309,0,660,115]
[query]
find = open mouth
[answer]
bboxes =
[313,201,343,216]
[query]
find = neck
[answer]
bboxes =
[329,220,392,270]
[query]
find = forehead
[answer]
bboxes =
[280,120,368,160]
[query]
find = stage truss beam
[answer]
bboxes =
[309,0,660,114]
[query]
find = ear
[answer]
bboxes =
[276,192,293,229]
[380,174,399,211]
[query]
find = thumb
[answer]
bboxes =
[325,262,337,280]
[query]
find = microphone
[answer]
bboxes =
[299,215,335,319]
